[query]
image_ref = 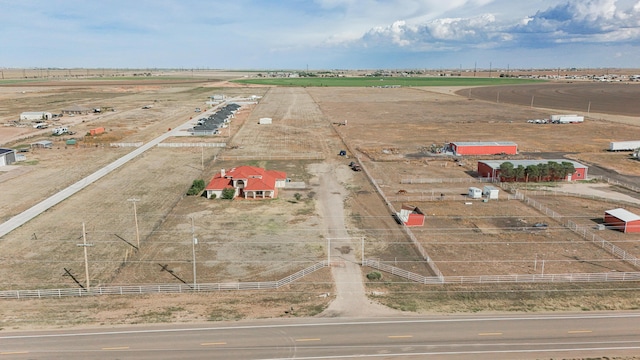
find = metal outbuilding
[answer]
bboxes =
[0,148,17,166]
[20,111,52,121]
[604,208,640,233]
[30,140,53,149]
[448,141,517,156]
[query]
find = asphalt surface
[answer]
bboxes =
[1,313,640,359]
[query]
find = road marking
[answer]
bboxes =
[102,346,129,350]
[388,335,413,339]
[295,338,321,342]
[1,351,29,355]
[568,330,593,334]
[201,342,227,346]
[478,332,503,336]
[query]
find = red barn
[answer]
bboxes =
[396,205,425,227]
[449,141,517,156]
[477,159,587,182]
[604,208,640,233]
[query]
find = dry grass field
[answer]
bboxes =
[2,73,640,329]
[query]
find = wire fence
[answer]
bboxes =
[0,261,328,300]
[217,153,324,161]
[400,177,495,184]
[157,142,226,148]
[110,142,143,148]
[516,191,640,270]
[364,259,640,285]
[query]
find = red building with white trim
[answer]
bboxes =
[604,208,640,233]
[449,141,517,156]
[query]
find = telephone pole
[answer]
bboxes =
[127,198,140,248]
[191,217,198,289]
[76,222,93,291]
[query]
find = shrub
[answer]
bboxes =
[294,193,302,201]
[187,179,205,196]
[366,271,382,280]
[221,188,236,199]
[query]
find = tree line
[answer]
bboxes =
[498,161,576,182]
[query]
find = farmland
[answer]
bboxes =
[1,71,640,328]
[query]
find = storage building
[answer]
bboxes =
[0,148,16,166]
[604,208,640,233]
[448,141,517,156]
[61,105,90,115]
[468,187,482,199]
[259,118,272,125]
[30,140,53,149]
[483,185,499,199]
[477,159,587,182]
[20,112,52,121]
[396,204,425,227]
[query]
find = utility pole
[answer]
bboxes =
[76,222,93,291]
[191,217,197,289]
[127,198,140,248]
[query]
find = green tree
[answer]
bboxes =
[499,162,514,181]
[537,163,550,181]
[513,165,526,182]
[525,165,540,183]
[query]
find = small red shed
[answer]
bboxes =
[449,141,517,156]
[397,204,425,227]
[604,208,640,233]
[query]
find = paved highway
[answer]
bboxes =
[1,313,640,359]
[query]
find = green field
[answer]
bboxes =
[232,76,545,87]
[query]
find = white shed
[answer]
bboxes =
[483,185,499,199]
[259,117,272,125]
[468,187,482,199]
[20,111,52,121]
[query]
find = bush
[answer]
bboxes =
[187,179,205,196]
[221,188,236,199]
[366,272,382,281]
[294,193,302,201]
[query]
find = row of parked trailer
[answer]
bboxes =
[527,114,585,124]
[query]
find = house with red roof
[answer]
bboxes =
[204,166,287,200]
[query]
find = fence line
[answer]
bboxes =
[157,142,226,148]
[515,191,640,270]
[0,261,328,300]
[505,188,640,207]
[400,177,494,184]
[364,259,640,285]
[592,176,640,193]
[217,153,324,161]
[110,142,143,148]
[357,157,444,280]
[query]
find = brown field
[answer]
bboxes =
[2,74,640,328]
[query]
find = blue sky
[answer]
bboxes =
[1,0,640,69]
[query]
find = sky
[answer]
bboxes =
[1,0,640,70]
